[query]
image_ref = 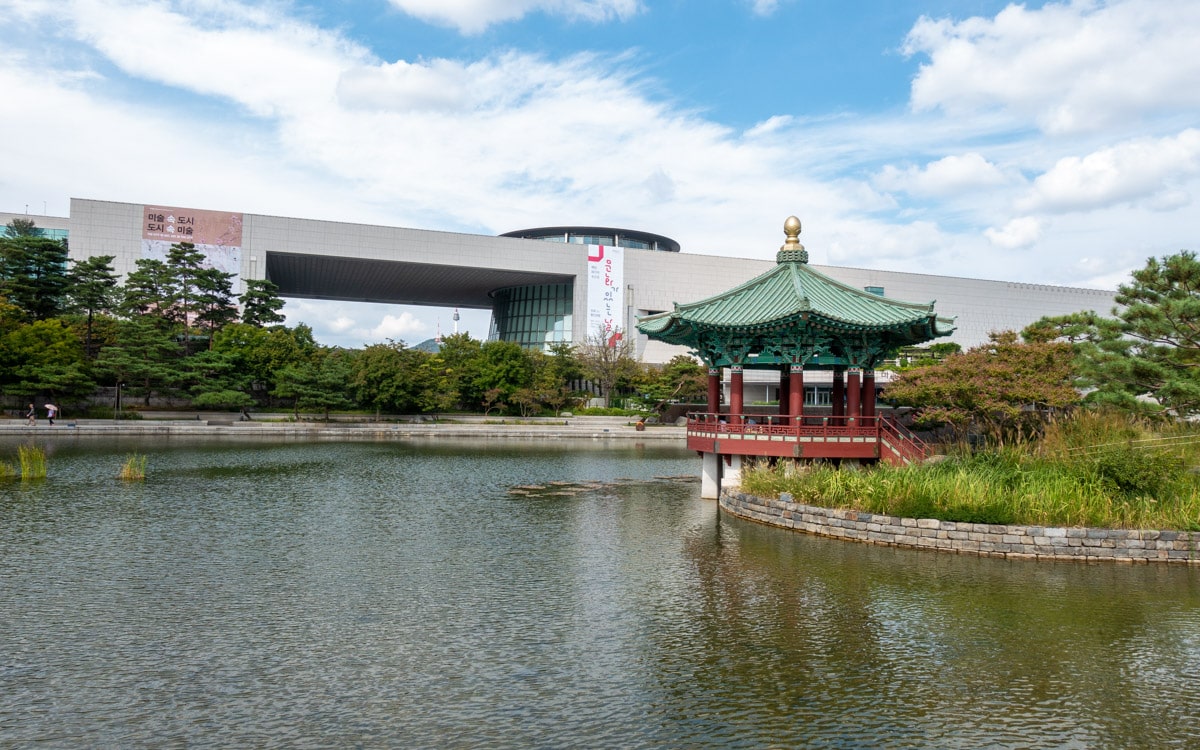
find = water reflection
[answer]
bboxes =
[1,438,1198,748]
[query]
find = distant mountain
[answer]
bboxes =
[412,338,442,353]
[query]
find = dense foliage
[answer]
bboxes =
[885,330,1078,445]
[1,219,695,418]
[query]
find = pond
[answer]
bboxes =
[2,437,1199,748]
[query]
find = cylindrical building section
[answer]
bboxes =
[496,226,680,351]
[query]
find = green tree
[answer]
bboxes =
[645,354,707,410]
[0,318,95,403]
[239,278,286,327]
[179,348,253,410]
[193,266,239,347]
[121,258,177,327]
[0,232,70,321]
[94,317,183,406]
[272,348,355,420]
[527,348,577,415]
[351,341,429,418]
[213,322,318,404]
[436,332,482,409]
[470,340,533,409]
[165,242,206,356]
[416,353,459,420]
[547,341,584,385]
[1030,250,1200,417]
[65,254,120,358]
[884,330,1079,445]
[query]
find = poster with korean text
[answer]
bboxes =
[586,244,624,347]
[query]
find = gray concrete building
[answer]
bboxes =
[2,198,1117,365]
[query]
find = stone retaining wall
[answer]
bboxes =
[721,490,1200,565]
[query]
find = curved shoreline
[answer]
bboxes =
[721,489,1200,565]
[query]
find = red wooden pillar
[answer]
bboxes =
[788,364,804,422]
[706,367,721,416]
[846,368,861,421]
[729,365,744,424]
[832,367,845,420]
[862,370,876,419]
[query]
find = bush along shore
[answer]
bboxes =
[738,411,1200,532]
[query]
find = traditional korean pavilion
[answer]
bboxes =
[637,216,956,498]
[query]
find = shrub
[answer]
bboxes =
[1087,446,1183,499]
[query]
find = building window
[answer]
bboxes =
[864,286,884,296]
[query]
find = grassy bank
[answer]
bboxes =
[739,412,1200,531]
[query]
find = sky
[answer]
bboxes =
[3,0,1199,348]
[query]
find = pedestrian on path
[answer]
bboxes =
[25,403,36,426]
[45,403,58,425]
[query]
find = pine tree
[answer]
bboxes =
[66,254,120,358]
[239,278,286,327]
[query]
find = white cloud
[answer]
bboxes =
[1020,129,1200,213]
[874,153,1008,198]
[744,115,794,138]
[386,0,642,35]
[985,217,1043,249]
[63,0,369,119]
[903,0,1200,134]
[748,0,781,17]
[370,312,428,341]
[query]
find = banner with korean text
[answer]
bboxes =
[141,205,244,291]
[586,244,624,347]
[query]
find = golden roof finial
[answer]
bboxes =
[777,215,808,263]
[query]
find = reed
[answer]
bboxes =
[119,454,147,481]
[0,459,16,479]
[17,444,47,480]
[739,411,1200,531]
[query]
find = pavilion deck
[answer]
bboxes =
[686,412,928,466]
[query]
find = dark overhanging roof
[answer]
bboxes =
[265,251,573,308]
[636,217,956,368]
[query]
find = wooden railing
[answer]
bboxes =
[877,415,929,465]
[685,412,929,465]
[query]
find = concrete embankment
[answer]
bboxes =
[0,414,685,442]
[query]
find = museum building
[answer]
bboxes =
[3,199,1116,380]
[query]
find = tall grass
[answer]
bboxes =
[17,444,47,480]
[119,454,147,481]
[739,411,1200,531]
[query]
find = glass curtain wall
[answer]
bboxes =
[489,283,573,351]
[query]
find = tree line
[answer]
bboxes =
[1,219,707,418]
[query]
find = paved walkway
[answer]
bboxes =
[0,415,685,442]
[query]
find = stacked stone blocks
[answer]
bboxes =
[721,491,1200,564]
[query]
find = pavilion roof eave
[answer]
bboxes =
[634,215,958,365]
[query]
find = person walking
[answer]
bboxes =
[45,403,58,426]
[25,403,36,427]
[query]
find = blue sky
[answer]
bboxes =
[3,0,1199,347]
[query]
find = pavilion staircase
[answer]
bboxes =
[878,416,930,466]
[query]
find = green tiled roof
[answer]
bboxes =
[636,219,955,367]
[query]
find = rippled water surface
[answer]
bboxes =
[2,437,1199,748]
